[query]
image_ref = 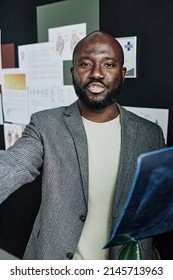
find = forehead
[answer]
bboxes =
[74,33,122,61]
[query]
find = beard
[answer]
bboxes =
[72,77,123,110]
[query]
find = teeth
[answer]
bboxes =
[88,84,105,93]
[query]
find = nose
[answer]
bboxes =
[89,64,104,80]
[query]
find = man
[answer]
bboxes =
[0,31,165,259]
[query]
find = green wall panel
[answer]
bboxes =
[37,0,99,43]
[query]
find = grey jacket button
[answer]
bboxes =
[79,215,86,222]
[66,252,73,259]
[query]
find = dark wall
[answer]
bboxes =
[100,0,173,147]
[0,0,172,259]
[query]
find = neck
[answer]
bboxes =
[78,100,119,123]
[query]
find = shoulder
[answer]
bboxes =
[29,101,79,125]
[32,106,67,120]
[118,103,162,130]
[118,104,166,147]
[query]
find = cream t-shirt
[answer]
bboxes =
[73,115,121,259]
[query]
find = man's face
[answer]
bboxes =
[71,33,126,110]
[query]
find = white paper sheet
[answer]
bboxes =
[1,69,29,124]
[4,122,23,149]
[18,38,79,114]
[48,23,86,60]
[116,36,137,78]
[55,85,77,107]
[48,23,87,107]
[0,94,3,124]
[18,42,64,115]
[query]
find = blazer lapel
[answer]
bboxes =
[112,104,138,217]
[63,101,89,205]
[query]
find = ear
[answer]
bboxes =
[70,67,74,75]
[122,67,127,81]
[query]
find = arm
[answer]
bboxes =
[0,114,43,204]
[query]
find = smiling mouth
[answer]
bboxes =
[87,82,106,94]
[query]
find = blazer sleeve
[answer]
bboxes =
[0,114,44,204]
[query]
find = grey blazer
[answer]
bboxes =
[0,101,166,259]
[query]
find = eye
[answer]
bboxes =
[104,63,115,68]
[79,62,92,68]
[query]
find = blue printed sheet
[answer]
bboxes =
[104,146,173,248]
